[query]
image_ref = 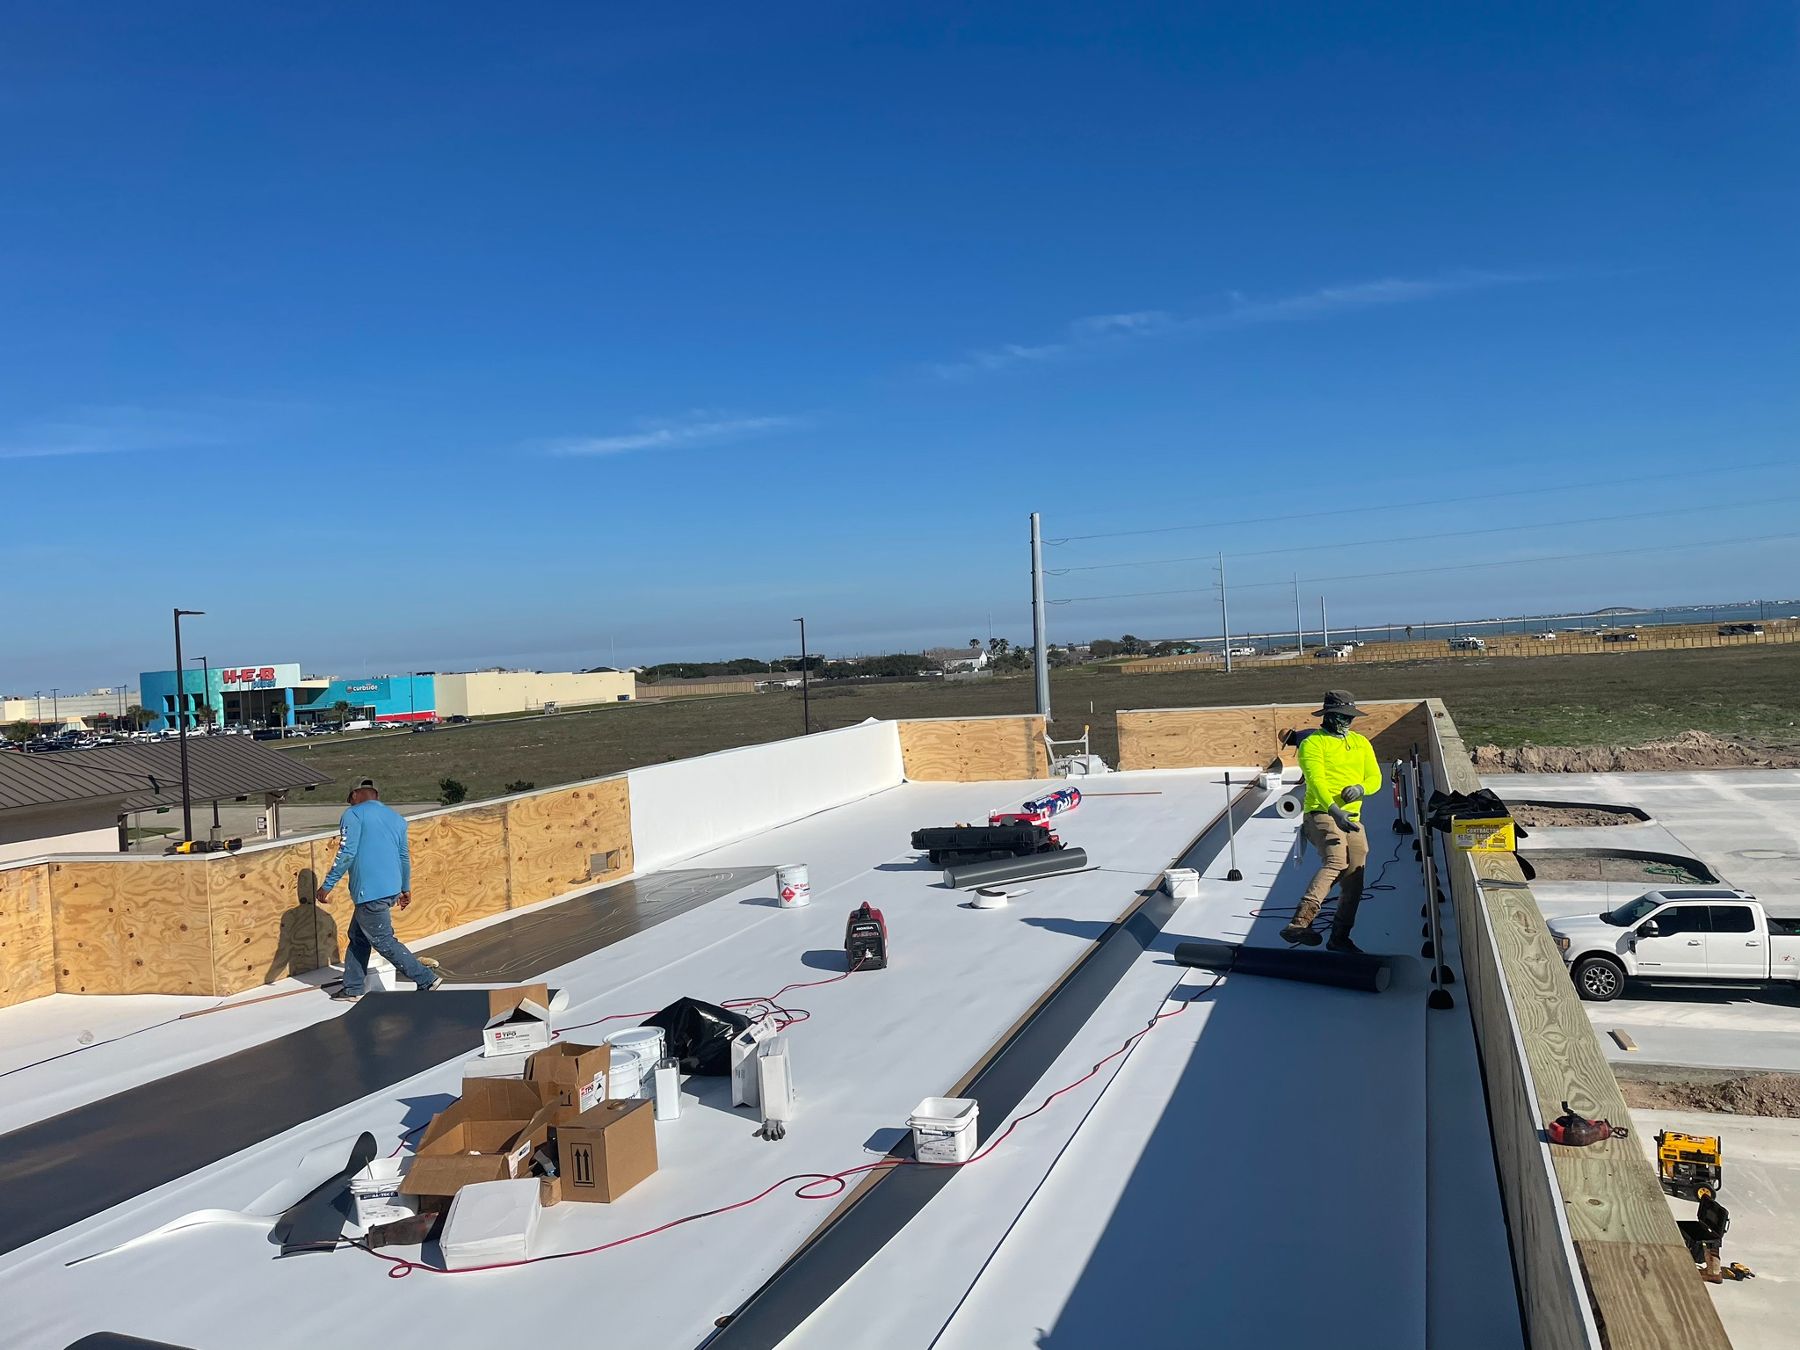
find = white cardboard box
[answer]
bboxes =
[730,1017,778,1108]
[439,1178,541,1269]
[482,984,555,1057]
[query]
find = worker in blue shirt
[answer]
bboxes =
[317,778,442,997]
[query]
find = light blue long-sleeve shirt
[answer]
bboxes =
[320,800,412,904]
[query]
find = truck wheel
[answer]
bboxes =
[1574,956,1625,1002]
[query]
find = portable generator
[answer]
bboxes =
[845,902,888,970]
[1656,1130,1723,1201]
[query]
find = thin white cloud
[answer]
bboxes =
[929,272,1537,379]
[545,411,804,456]
[0,405,230,460]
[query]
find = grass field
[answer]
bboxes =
[273,644,1800,803]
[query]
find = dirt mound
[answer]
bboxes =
[1509,803,1640,828]
[1472,730,1800,774]
[1621,1071,1800,1119]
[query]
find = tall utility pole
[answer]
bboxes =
[190,656,220,834]
[173,608,205,843]
[1294,573,1304,654]
[1321,597,1331,649]
[1218,553,1233,674]
[793,617,811,734]
[51,689,60,726]
[1029,512,1051,721]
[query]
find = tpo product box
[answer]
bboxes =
[526,1042,612,1114]
[482,983,555,1056]
[548,1098,659,1203]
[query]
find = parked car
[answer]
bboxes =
[1719,623,1764,636]
[1534,630,1559,640]
[1227,646,1257,658]
[1447,636,1486,652]
[1312,645,1353,660]
[447,714,471,725]
[1602,630,1639,643]
[1547,888,1800,1001]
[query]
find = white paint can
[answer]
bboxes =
[776,863,811,908]
[604,1026,666,1077]
[605,1046,647,1099]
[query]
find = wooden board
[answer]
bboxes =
[1114,700,1426,771]
[0,863,56,1009]
[50,859,214,996]
[206,840,321,995]
[1428,699,1730,1350]
[393,805,511,944]
[897,717,1049,782]
[504,777,632,909]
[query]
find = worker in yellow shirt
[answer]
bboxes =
[1282,690,1384,952]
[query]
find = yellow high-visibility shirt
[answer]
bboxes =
[1297,729,1383,817]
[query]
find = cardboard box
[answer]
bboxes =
[463,1049,533,1081]
[550,1098,658,1203]
[730,1016,778,1108]
[526,1042,613,1114]
[482,983,555,1056]
[402,1078,560,1200]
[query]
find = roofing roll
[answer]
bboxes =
[1275,789,1305,819]
[1174,939,1391,993]
[943,848,1089,890]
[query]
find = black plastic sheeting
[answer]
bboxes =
[423,868,772,982]
[708,784,1267,1349]
[0,990,492,1260]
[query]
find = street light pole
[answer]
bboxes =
[173,608,205,843]
[189,655,220,833]
[794,618,811,735]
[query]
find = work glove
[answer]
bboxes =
[1339,784,1364,803]
[1329,804,1363,834]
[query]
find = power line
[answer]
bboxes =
[1046,529,1800,604]
[1044,457,1790,545]
[1047,495,1800,574]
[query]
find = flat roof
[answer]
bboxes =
[0,768,1520,1348]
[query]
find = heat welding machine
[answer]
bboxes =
[845,902,888,970]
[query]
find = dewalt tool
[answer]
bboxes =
[1655,1129,1723,1201]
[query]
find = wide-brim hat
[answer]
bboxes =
[1312,690,1363,719]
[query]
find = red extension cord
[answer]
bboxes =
[358,984,1205,1278]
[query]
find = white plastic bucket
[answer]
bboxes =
[1163,868,1200,901]
[604,1027,666,1086]
[776,864,811,908]
[909,1096,979,1164]
[606,1046,647,1099]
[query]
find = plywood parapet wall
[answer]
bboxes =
[1115,700,1429,771]
[898,716,1050,782]
[1426,699,1730,1350]
[0,773,637,1003]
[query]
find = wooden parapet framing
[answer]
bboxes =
[897,715,1050,782]
[1115,699,1430,771]
[1426,698,1729,1350]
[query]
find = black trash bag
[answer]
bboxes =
[644,997,751,1076]
[1423,788,1530,842]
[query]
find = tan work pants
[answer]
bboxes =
[1294,811,1368,929]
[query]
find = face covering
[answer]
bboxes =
[1321,711,1354,737]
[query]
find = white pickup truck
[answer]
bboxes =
[1548,888,1800,1001]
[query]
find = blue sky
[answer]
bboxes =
[3,2,1796,688]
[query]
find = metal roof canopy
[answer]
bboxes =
[8,738,332,814]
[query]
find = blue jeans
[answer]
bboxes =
[342,898,436,993]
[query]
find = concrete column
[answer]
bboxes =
[264,792,284,841]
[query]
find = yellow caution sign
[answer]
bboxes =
[1451,816,1516,852]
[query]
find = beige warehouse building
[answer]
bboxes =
[432,669,635,717]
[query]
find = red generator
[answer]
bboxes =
[845,902,889,970]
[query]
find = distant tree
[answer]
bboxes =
[438,777,468,804]
[4,720,35,743]
[1119,634,1145,656]
[988,637,1011,655]
[122,704,154,731]
[193,702,216,728]
[504,779,535,794]
[268,700,289,729]
[332,699,352,728]
[1089,639,1120,660]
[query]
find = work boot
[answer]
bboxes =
[1280,923,1323,947]
[1326,934,1365,955]
[1327,890,1364,954]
